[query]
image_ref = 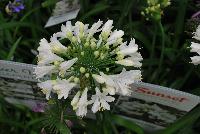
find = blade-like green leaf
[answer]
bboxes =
[6,37,22,60]
[112,114,144,134]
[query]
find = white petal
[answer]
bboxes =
[76,88,88,117]
[38,52,64,65]
[107,30,124,44]
[91,98,100,113]
[191,56,200,65]
[193,25,200,41]
[103,86,116,95]
[100,99,110,110]
[99,72,115,86]
[50,35,67,52]
[34,65,55,78]
[38,38,51,53]
[191,42,200,55]
[115,59,134,66]
[88,20,103,37]
[71,91,81,109]
[60,58,78,72]
[53,79,76,99]
[118,39,138,56]
[92,74,106,84]
[37,80,53,100]
[102,20,113,33]
[104,95,115,102]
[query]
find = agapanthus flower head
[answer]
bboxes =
[141,0,171,21]
[34,20,143,117]
[5,0,24,15]
[190,25,200,65]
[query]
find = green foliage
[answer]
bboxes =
[0,0,200,133]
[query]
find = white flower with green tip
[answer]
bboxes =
[53,79,76,99]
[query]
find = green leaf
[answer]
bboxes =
[157,105,200,134]
[41,0,56,7]
[112,114,144,134]
[81,3,109,21]
[6,37,22,60]
[56,122,71,134]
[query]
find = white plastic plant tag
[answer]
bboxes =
[114,82,200,132]
[0,60,199,132]
[45,0,80,28]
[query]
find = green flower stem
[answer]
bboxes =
[158,21,165,77]
[148,24,157,78]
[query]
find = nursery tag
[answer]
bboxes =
[0,60,200,132]
[45,0,80,28]
[114,82,200,132]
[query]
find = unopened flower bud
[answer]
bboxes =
[84,42,89,47]
[80,67,86,73]
[91,42,96,49]
[94,51,99,58]
[81,52,84,56]
[74,77,80,83]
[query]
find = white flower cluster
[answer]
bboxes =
[34,20,143,117]
[191,25,200,65]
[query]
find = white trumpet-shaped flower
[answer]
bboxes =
[59,58,78,75]
[76,88,89,117]
[101,20,113,39]
[191,42,200,54]
[190,26,200,65]
[116,53,143,67]
[37,38,51,53]
[107,30,124,45]
[94,69,142,96]
[50,35,67,53]
[34,65,55,79]
[88,20,103,38]
[71,91,81,110]
[193,25,200,41]
[91,87,115,113]
[38,52,64,65]
[118,39,138,56]
[58,21,74,39]
[53,79,76,99]
[110,69,142,95]
[37,80,54,100]
[102,20,113,34]
[35,20,143,117]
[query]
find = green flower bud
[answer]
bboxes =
[85,73,90,78]
[116,54,124,60]
[91,42,96,49]
[68,76,75,81]
[106,68,109,72]
[84,42,89,47]
[94,51,100,58]
[74,77,80,83]
[80,67,86,73]
[100,53,105,60]
[81,52,84,56]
